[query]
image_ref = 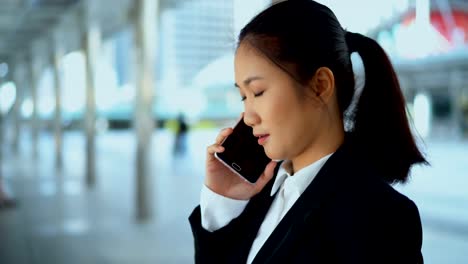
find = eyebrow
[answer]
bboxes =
[234,76,264,88]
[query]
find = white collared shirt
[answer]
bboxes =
[200,153,333,263]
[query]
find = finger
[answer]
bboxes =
[215,128,233,144]
[207,144,225,155]
[253,161,278,192]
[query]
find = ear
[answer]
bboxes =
[307,67,335,104]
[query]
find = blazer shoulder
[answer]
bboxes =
[317,159,424,262]
[324,160,423,233]
[326,161,423,234]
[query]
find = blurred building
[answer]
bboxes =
[371,0,468,137]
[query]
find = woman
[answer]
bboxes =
[189,0,427,263]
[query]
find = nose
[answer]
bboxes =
[243,105,260,127]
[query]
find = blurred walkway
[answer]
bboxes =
[0,129,467,263]
[0,129,207,264]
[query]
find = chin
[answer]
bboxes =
[264,146,284,161]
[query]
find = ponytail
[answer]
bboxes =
[345,31,428,183]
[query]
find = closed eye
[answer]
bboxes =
[255,91,264,97]
[240,91,264,102]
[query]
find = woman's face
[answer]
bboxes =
[234,42,327,162]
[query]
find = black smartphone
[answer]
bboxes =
[214,117,271,184]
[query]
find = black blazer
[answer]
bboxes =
[189,139,424,264]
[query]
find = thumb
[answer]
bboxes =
[253,161,278,193]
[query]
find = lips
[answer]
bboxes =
[256,134,269,145]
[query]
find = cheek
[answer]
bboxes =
[268,108,312,159]
[265,95,291,122]
[264,121,296,160]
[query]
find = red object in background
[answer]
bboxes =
[402,10,468,45]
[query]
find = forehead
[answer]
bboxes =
[235,43,263,64]
[235,43,307,98]
[235,42,277,76]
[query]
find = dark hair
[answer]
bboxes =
[238,0,428,183]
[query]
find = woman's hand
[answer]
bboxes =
[205,125,278,201]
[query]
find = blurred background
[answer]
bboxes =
[0,0,467,263]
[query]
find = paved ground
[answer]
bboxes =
[0,128,467,263]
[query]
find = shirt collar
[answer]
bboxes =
[270,153,334,197]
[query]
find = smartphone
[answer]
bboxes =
[214,117,271,184]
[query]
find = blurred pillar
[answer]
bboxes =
[0,111,4,198]
[450,70,463,137]
[52,30,64,170]
[132,0,159,221]
[82,1,100,187]
[29,53,40,159]
[0,99,3,178]
[11,62,24,154]
[416,0,430,27]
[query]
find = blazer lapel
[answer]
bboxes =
[252,142,353,263]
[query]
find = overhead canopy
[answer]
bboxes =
[0,0,80,61]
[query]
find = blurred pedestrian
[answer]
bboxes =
[189,1,427,263]
[0,114,15,209]
[0,180,16,209]
[174,113,189,155]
